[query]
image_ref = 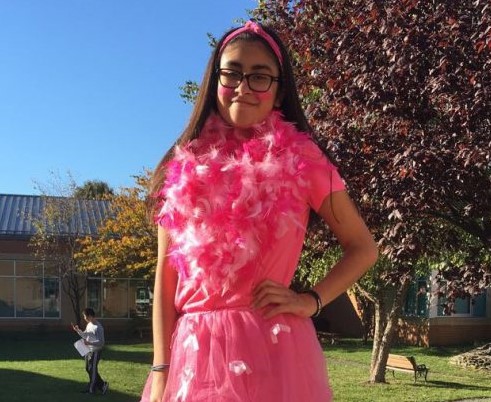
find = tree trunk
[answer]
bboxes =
[357,295,374,345]
[63,269,86,326]
[370,295,386,374]
[369,279,411,383]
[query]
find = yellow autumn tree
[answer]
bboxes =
[76,173,157,279]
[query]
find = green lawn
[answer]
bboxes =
[1,335,490,401]
[0,335,151,402]
[324,340,491,402]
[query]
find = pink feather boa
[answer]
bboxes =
[157,111,315,295]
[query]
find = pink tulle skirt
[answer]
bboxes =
[140,309,332,402]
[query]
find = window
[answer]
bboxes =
[0,259,61,319]
[0,260,14,275]
[130,280,152,318]
[0,277,15,317]
[16,260,41,276]
[16,278,43,317]
[472,293,486,317]
[103,279,128,318]
[87,278,102,317]
[86,277,152,319]
[44,278,60,317]
[438,292,487,317]
[0,259,151,320]
[403,278,429,317]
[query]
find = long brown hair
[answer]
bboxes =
[147,23,314,219]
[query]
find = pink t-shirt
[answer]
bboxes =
[145,115,341,401]
[173,139,345,313]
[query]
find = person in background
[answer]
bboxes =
[72,307,109,395]
[141,20,378,402]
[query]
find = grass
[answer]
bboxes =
[324,339,491,402]
[0,334,490,401]
[0,334,151,402]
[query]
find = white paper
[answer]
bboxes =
[74,339,90,357]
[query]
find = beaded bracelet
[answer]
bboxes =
[302,289,323,318]
[151,364,170,372]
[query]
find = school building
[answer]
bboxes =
[1,193,490,345]
[321,275,491,346]
[0,194,151,336]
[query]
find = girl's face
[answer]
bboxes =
[216,40,281,129]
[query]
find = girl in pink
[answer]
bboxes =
[141,21,378,402]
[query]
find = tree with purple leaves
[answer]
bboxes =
[254,0,490,382]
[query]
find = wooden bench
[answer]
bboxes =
[386,354,429,382]
[316,331,341,345]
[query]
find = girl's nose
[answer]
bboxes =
[236,77,252,94]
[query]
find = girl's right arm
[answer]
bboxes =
[150,225,178,402]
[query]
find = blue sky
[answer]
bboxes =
[0,0,255,195]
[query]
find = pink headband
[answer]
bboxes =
[219,21,283,66]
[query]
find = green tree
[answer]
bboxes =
[75,173,157,279]
[30,174,87,325]
[30,196,87,325]
[29,173,113,325]
[73,180,114,200]
[179,81,200,104]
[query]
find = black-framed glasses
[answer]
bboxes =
[217,68,280,93]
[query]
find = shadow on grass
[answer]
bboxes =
[414,346,476,357]
[0,369,138,402]
[411,379,491,392]
[104,346,152,364]
[324,339,479,359]
[321,339,373,353]
[0,339,152,364]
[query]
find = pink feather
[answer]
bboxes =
[156,111,318,294]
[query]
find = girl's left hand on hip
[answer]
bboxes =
[252,279,317,319]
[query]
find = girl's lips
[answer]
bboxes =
[232,98,257,106]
